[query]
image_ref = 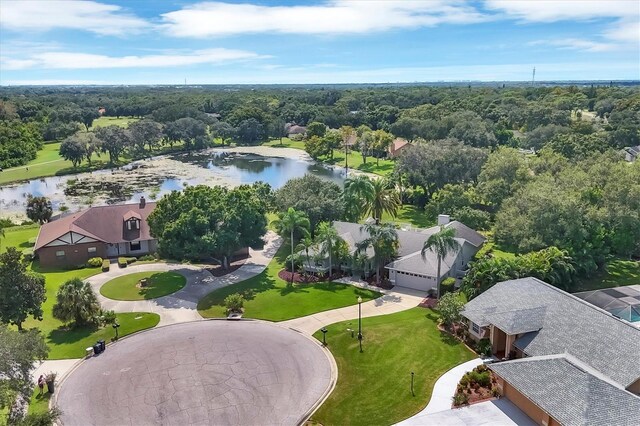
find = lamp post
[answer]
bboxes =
[321,327,328,346]
[411,371,415,396]
[357,296,363,352]
[112,320,120,340]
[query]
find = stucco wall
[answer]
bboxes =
[498,378,558,426]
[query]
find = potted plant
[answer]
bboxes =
[45,372,57,394]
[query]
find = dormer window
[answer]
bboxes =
[126,218,140,230]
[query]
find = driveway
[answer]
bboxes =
[86,231,282,326]
[55,321,334,426]
[398,399,536,426]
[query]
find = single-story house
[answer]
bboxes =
[285,123,307,138]
[622,145,640,162]
[299,215,485,292]
[462,277,640,425]
[34,197,157,267]
[387,138,410,158]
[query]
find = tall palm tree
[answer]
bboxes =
[422,226,461,299]
[316,221,342,278]
[368,179,401,223]
[273,208,310,281]
[295,235,316,273]
[344,175,375,221]
[52,278,101,327]
[357,223,399,285]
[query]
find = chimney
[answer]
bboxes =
[139,196,146,209]
[437,214,450,226]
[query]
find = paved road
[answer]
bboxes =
[55,321,334,426]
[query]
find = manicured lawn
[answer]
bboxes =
[28,388,51,416]
[90,116,139,130]
[3,226,160,359]
[311,308,475,426]
[574,259,640,292]
[381,205,435,229]
[263,137,304,149]
[100,271,186,300]
[197,246,380,321]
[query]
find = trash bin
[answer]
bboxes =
[98,339,106,352]
[93,343,102,355]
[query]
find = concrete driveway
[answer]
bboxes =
[55,321,334,426]
[398,399,536,426]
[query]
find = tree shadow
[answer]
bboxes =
[47,323,99,345]
[138,272,186,299]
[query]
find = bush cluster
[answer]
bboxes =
[86,257,103,267]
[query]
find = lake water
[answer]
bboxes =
[0,150,344,219]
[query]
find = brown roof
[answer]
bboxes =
[35,201,156,250]
[389,138,410,153]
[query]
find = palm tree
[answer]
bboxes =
[422,226,461,299]
[368,179,401,223]
[273,208,310,281]
[316,221,342,278]
[0,224,5,248]
[295,235,316,273]
[357,222,399,285]
[52,278,101,327]
[344,175,374,221]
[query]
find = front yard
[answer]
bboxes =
[100,271,186,300]
[197,246,380,321]
[311,307,476,426]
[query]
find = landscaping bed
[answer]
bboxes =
[453,364,499,407]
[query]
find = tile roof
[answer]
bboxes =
[462,277,640,388]
[489,354,640,426]
[35,201,156,250]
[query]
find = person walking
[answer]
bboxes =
[37,375,45,395]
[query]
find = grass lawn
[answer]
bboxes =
[28,389,51,416]
[197,245,380,321]
[100,271,186,300]
[311,308,475,426]
[3,226,161,359]
[574,259,640,292]
[90,116,139,130]
[381,205,435,229]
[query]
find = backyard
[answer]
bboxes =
[573,259,640,292]
[2,226,160,359]
[311,308,476,426]
[197,245,381,321]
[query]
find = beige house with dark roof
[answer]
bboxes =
[34,198,157,267]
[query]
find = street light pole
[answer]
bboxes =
[112,320,120,340]
[321,327,328,346]
[357,296,363,352]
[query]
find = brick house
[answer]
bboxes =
[34,198,157,267]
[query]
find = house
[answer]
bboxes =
[285,123,307,138]
[622,145,640,162]
[299,215,485,292]
[387,138,410,158]
[34,198,157,267]
[462,277,640,425]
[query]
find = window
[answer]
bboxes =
[135,220,139,230]
[130,241,141,251]
[55,250,65,257]
[472,322,480,334]
[127,221,132,230]
[88,247,97,253]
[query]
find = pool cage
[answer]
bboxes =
[574,287,640,323]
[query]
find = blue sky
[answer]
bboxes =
[0,0,638,85]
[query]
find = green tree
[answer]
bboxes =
[59,133,86,167]
[234,118,265,145]
[295,235,316,272]
[477,147,530,209]
[273,208,310,280]
[368,179,401,223]
[52,278,101,327]
[370,129,394,165]
[80,108,100,131]
[0,248,46,331]
[0,326,48,417]
[304,135,329,159]
[437,292,465,329]
[26,196,52,224]
[343,175,375,221]
[307,121,327,138]
[422,226,461,298]
[211,121,236,146]
[339,125,355,171]
[315,221,342,278]
[128,119,164,153]
[95,125,131,163]
[357,222,399,285]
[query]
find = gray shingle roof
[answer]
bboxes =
[489,354,640,426]
[445,221,486,247]
[462,277,640,388]
[384,238,464,277]
[490,306,547,335]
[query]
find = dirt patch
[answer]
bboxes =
[204,255,248,277]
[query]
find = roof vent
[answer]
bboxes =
[139,196,146,208]
[438,214,450,226]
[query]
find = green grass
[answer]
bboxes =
[90,116,139,130]
[197,245,380,321]
[28,387,52,416]
[3,226,160,359]
[262,138,396,176]
[100,271,186,300]
[574,259,640,292]
[311,308,475,426]
[381,205,435,229]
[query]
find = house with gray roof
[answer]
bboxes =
[299,215,485,292]
[462,277,640,425]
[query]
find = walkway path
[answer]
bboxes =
[281,278,427,335]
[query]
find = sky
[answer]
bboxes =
[0,0,638,85]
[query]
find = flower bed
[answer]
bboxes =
[452,364,499,407]
[278,269,322,283]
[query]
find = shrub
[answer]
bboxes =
[101,259,110,272]
[52,278,101,327]
[440,277,456,295]
[491,387,501,397]
[224,293,245,314]
[476,338,492,356]
[87,257,103,267]
[117,257,127,268]
[471,371,491,387]
[125,257,136,264]
[21,248,34,262]
[452,392,469,406]
[138,254,156,261]
[99,309,117,326]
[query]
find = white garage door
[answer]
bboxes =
[394,271,436,292]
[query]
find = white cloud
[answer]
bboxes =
[484,0,638,22]
[603,19,640,43]
[0,0,149,36]
[0,79,112,86]
[1,49,266,70]
[528,38,616,52]
[160,0,486,37]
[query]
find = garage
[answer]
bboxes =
[389,268,437,292]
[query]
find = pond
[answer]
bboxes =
[0,148,345,219]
